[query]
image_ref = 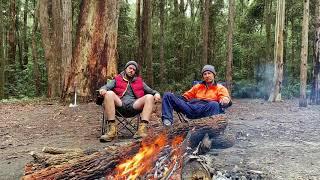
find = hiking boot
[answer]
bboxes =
[133,121,148,139]
[100,121,117,142]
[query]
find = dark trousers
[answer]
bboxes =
[161,92,222,124]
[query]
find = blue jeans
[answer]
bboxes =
[161,92,223,124]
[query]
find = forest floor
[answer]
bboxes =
[0,99,320,180]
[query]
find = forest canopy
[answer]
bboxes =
[0,0,319,105]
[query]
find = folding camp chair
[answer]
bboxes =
[176,111,189,124]
[97,95,141,137]
[100,108,141,137]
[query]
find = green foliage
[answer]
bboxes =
[4,59,47,99]
[117,1,137,70]
[0,96,47,104]
[281,79,300,99]
[281,76,314,99]
[1,0,317,101]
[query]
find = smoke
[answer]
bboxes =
[255,62,274,99]
[232,62,274,99]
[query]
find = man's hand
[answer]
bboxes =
[154,93,161,102]
[219,97,230,106]
[99,89,107,96]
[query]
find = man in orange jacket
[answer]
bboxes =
[161,65,232,126]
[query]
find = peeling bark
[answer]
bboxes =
[63,0,119,100]
[269,0,285,102]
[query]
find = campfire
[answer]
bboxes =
[22,115,240,180]
[108,133,184,179]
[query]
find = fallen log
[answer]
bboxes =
[23,142,142,180]
[22,115,233,179]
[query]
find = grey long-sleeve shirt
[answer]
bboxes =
[100,73,159,105]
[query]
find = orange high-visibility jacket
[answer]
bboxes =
[182,83,230,102]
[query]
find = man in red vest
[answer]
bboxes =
[99,61,161,142]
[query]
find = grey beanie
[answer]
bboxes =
[125,61,138,70]
[201,65,216,75]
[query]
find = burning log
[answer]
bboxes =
[23,142,142,179]
[22,115,233,179]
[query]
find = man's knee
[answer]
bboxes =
[103,91,117,104]
[106,91,116,96]
[163,92,174,100]
[104,91,116,99]
[144,94,154,102]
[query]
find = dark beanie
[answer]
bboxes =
[201,65,216,75]
[125,61,138,70]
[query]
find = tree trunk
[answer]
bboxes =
[52,0,63,97]
[16,1,24,70]
[140,0,146,67]
[290,18,295,80]
[8,0,16,94]
[159,0,165,84]
[32,0,41,96]
[178,0,186,78]
[172,0,185,81]
[142,0,153,86]
[23,0,29,67]
[268,0,285,102]
[63,0,120,100]
[225,0,235,94]
[39,0,61,98]
[136,0,142,65]
[282,14,289,91]
[0,4,4,99]
[299,0,309,107]
[208,2,216,65]
[311,0,320,104]
[202,0,209,65]
[61,0,73,99]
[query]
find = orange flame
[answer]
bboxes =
[113,134,167,179]
[110,134,185,179]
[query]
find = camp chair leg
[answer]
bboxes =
[114,110,141,136]
[101,112,106,135]
[177,112,189,124]
[100,106,141,138]
[116,116,136,135]
[137,115,140,130]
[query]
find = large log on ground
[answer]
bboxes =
[22,115,232,179]
[23,142,142,180]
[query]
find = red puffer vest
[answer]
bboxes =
[113,74,144,98]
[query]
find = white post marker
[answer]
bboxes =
[69,82,78,108]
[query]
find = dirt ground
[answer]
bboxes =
[0,99,320,180]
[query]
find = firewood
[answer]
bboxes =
[181,160,211,180]
[23,143,142,180]
[30,151,85,166]
[41,147,83,154]
[22,115,229,179]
